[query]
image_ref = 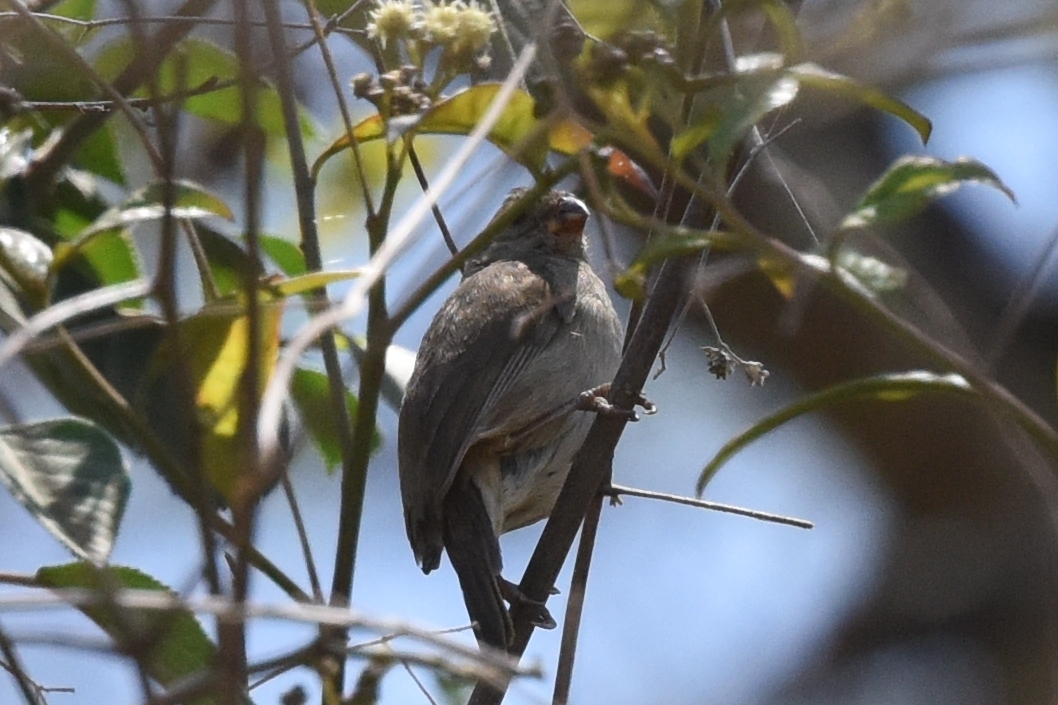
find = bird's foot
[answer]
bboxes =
[598,483,624,507]
[576,384,657,422]
[499,578,558,630]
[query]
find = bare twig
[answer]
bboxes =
[469,252,698,705]
[607,484,813,529]
[0,620,46,705]
[258,45,539,462]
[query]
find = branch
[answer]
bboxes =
[608,484,814,529]
[468,253,698,704]
[21,0,220,196]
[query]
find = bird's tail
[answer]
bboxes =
[442,481,513,649]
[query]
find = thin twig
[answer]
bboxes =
[301,0,377,218]
[4,0,165,174]
[0,620,46,705]
[21,0,221,195]
[258,45,539,461]
[607,484,813,529]
[409,146,458,256]
[551,492,602,705]
[469,253,698,705]
[263,0,355,619]
[0,590,536,682]
[399,657,440,705]
[281,476,324,602]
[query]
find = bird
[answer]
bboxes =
[397,188,624,649]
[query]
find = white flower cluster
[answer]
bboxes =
[366,0,496,62]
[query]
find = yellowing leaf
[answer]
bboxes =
[313,85,590,179]
[150,299,284,500]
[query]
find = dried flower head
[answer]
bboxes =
[367,0,420,49]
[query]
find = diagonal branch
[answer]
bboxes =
[467,253,698,705]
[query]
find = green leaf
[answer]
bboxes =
[76,123,126,186]
[195,227,260,299]
[261,235,307,276]
[0,418,129,564]
[152,303,284,502]
[834,249,907,294]
[753,0,805,60]
[56,179,233,279]
[697,372,973,494]
[42,0,100,49]
[614,228,737,299]
[291,367,380,472]
[787,63,932,144]
[708,71,798,164]
[313,85,592,178]
[94,38,313,138]
[35,562,217,704]
[0,227,53,299]
[840,155,1016,230]
[50,0,97,21]
[0,128,33,181]
[569,0,664,38]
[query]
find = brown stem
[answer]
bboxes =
[468,254,696,704]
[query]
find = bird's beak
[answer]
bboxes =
[547,196,590,238]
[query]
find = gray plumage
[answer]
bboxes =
[397,188,623,647]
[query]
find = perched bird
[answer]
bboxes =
[398,188,623,648]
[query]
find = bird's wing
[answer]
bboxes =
[398,261,563,566]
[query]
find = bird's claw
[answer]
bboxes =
[599,484,624,507]
[577,384,657,422]
[499,578,558,630]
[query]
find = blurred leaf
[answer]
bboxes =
[835,249,908,294]
[145,301,284,500]
[76,123,125,186]
[0,280,25,330]
[132,181,235,221]
[585,79,668,164]
[0,418,129,564]
[291,367,380,472]
[54,218,140,293]
[615,228,737,299]
[36,562,217,704]
[709,0,804,61]
[94,38,313,137]
[0,227,53,300]
[313,85,593,178]
[49,0,97,20]
[840,155,1016,230]
[195,227,260,299]
[191,305,283,499]
[708,73,798,164]
[787,63,932,143]
[757,255,799,299]
[697,372,973,493]
[44,0,100,47]
[569,0,664,38]
[261,235,307,276]
[0,128,33,181]
[267,269,363,298]
[57,179,233,280]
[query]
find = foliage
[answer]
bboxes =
[0,0,1035,704]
